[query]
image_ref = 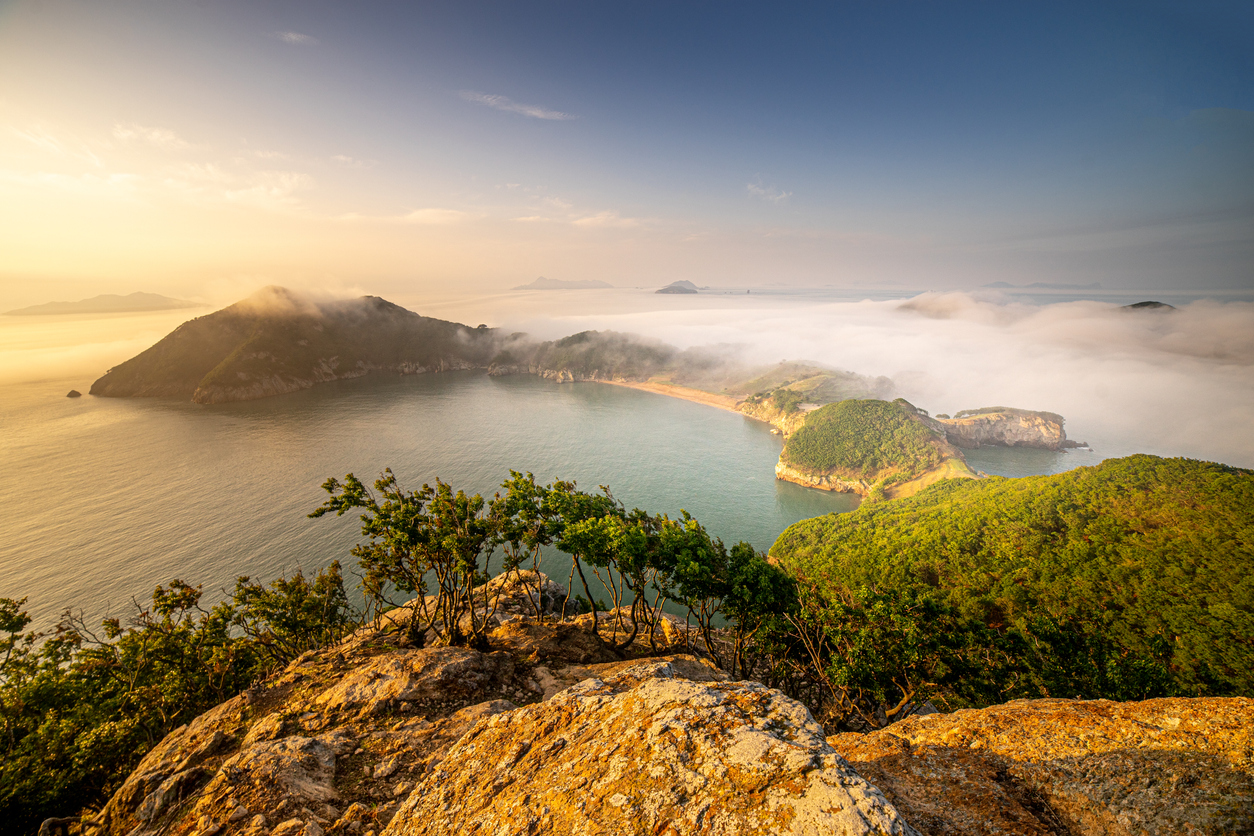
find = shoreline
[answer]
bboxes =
[595,379,748,418]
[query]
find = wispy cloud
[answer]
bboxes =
[572,210,640,228]
[276,31,319,46]
[113,123,193,150]
[459,91,575,121]
[162,164,313,212]
[747,182,792,204]
[331,154,374,168]
[12,127,103,166]
[338,208,473,225]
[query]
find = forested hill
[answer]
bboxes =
[774,398,975,498]
[90,287,510,403]
[770,454,1254,697]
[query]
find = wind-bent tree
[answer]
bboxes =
[311,470,501,648]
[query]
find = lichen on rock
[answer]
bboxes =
[384,660,918,836]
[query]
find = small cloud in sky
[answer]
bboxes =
[13,127,103,165]
[572,210,640,228]
[277,31,319,46]
[331,154,374,168]
[398,208,470,224]
[113,123,192,150]
[747,182,792,204]
[340,208,472,224]
[513,215,550,222]
[459,91,575,121]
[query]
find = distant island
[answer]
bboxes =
[656,280,699,294]
[512,276,614,290]
[5,291,202,316]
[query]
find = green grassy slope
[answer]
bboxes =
[770,455,1254,695]
[781,399,947,478]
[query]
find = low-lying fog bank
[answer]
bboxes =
[425,289,1254,469]
[4,288,1251,469]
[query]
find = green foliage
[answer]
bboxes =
[771,387,805,414]
[782,399,944,478]
[0,566,355,833]
[771,454,1254,698]
[524,330,677,379]
[311,471,500,648]
[774,584,1021,726]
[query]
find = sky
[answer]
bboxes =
[1,0,1252,306]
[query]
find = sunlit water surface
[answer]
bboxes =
[1,371,1100,631]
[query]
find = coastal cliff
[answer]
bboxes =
[937,407,1075,450]
[88,573,1251,836]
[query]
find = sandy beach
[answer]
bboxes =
[597,379,746,417]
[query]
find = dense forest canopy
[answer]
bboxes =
[781,399,946,478]
[771,454,1254,697]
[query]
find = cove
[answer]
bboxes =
[1,371,858,630]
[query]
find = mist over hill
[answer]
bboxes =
[89,287,513,403]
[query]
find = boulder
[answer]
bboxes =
[829,696,1254,836]
[384,660,918,836]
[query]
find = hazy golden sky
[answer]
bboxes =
[2,0,1251,308]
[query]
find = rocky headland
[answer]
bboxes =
[84,573,1251,836]
[936,407,1080,451]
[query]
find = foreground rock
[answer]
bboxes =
[94,574,708,836]
[386,659,917,836]
[829,697,1254,836]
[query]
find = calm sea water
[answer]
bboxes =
[0,370,1098,631]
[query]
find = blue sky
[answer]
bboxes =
[0,0,1250,300]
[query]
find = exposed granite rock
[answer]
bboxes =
[828,697,1254,836]
[938,408,1070,450]
[774,459,873,495]
[385,659,918,836]
[737,399,811,437]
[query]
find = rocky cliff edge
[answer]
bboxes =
[92,574,1250,836]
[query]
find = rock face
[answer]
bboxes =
[385,659,918,836]
[938,408,1070,450]
[774,459,873,495]
[91,572,1249,836]
[828,697,1254,836]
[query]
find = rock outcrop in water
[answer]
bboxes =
[937,407,1076,450]
[85,572,1250,836]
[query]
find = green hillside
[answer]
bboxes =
[770,455,1254,696]
[781,398,948,478]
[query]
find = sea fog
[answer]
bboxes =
[418,287,1254,469]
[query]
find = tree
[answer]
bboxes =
[311,471,500,648]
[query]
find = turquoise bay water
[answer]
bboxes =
[0,371,1099,631]
[2,372,860,630]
